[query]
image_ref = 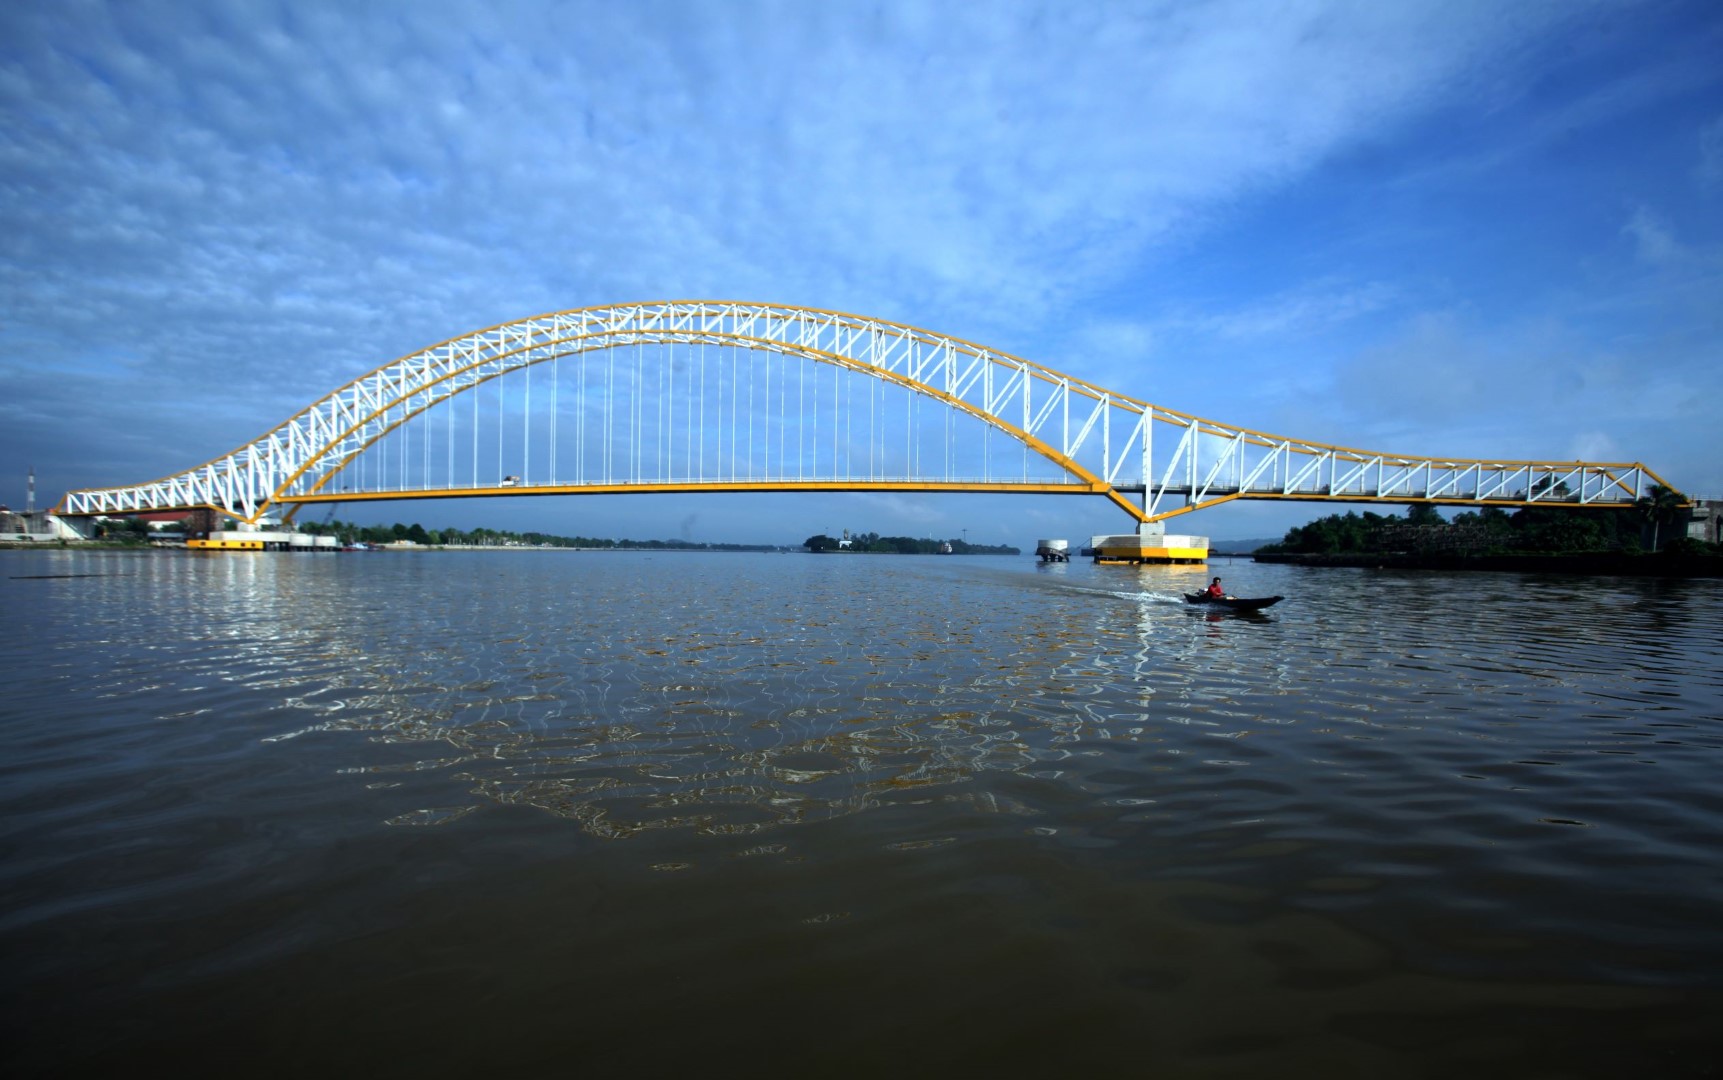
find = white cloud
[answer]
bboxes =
[0,0,1595,353]
[1696,113,1723,187]
[1174,279,1400,342]
[1623,205,1683,265]
[1568,431,1620,462]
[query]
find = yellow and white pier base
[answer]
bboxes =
[1090,522,1208,564]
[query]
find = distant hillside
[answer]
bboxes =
[1210,538,1276,554]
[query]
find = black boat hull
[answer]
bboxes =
[1184,592,1283,611]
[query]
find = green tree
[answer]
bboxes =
[1635,484,1686,552]
[1531,476,1572,499]
[804,534,838,552]
[1452,506,1511,531]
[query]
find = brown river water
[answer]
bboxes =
[2,548,1721,1077]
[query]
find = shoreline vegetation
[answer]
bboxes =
[1253,488,1722,577]
[4,518,1021,556]
[1254,550,1722,577]
[301,520,784,551]
[802,532,1020,555]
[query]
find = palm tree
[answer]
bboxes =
[1635,484,1687,551]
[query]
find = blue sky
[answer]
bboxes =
[2,0,1719,545]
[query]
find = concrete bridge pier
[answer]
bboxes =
[1090,520,1211,564]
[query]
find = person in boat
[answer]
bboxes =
[1206,577,1226,599]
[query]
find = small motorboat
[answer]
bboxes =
[1184,592,1284,611]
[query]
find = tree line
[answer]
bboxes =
[293,519,780,551]
[803,531,1020,555]
[1257,485,1711,556]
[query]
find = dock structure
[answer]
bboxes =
[187,529,338,552]
[1035,538,1070,563]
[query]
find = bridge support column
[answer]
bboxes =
[1088,520,1211,565]
[46,514,98,540]
[184,508,220,539]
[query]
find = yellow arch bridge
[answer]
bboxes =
[58,300,1675,526]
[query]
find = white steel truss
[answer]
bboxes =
[58,300,1673,523]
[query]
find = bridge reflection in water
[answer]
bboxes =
[276,559,1136,841]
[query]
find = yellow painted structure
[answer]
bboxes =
[188,537,264,551]
[1090,531,1209,564]
[54,301,1682,528]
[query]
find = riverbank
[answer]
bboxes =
[0,539,144,550]
[1254,550,1723,577]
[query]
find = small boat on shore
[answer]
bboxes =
[1184,592,1284,611]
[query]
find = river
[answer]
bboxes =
[3,549,1720,1076]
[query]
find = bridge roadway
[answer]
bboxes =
[53,300,1678,527]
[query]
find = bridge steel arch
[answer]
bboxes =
[59,300,1675,523]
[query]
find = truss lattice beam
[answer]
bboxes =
[59,301,1676,523]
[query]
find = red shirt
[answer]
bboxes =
[1207,582,1225,597]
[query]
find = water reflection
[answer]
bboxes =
[7,549,1723,1074]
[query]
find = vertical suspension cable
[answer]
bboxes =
[697,342,705,482]
[684,340,692,482]
[729,346,737,480]
[911,389,919,481]
[523,357,531,486]
[658,341,666,482]
[604,344,614,484]
[637,338,645,483]
[945,394,951,481]
[551,350,558,485]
